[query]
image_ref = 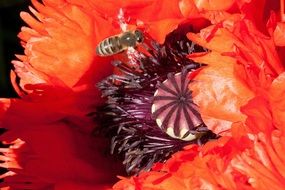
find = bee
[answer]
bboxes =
[96,30,144,56]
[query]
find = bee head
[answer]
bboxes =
[134,30,144,43]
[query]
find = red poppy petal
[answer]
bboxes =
[0,121,121,188]
[189,52,254,135]
[68,0,183,21]
[147,18,184,43]
[240,95,274,133]
[187,22,239,53]
[55,182,112,190]
[193,0,236,11]
[238,0,266,31]
[273,22,285,46]
[0,99,11,118]
[263,131,285,179]
[179,0,199,17]
[231,132,285,190]
[17,0,114,92]
[271,130,285,165]
[67,0,186,44]
[269,72,285,132]
[189,17,284,89]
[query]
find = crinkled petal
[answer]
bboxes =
[269,72,285,132]
[0,119,122,189]
[231,131,285,190]
[66,0,187,43]
[189,52,254,135]
[240,95,274,133]
[16,0,114,92]
[193,0,236,11]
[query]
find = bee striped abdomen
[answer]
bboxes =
[96,36,123,56]
[96,30,143,57]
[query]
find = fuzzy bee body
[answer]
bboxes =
[96,30,144,56]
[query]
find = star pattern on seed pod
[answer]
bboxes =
[152,71,203,141]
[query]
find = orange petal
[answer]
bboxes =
[17,1,114,91]
[179,0,199,17]
[147,18,183,43]
[262,131,285,179]
[187,25,238,53]
[240,95,274,133]
[189,18,285,84]
[193,0,236,11]
[69,0,197,44]
[231,132,285,190]
[273,22,285,46]
[189,52,254,135]
[269,72,285,132]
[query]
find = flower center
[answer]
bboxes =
[96,23,218,174]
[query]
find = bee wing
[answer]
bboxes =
[118,8,127,32]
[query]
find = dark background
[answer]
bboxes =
[0,0,28,97]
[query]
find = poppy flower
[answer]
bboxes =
[0,0,205,189]
[0,0,285,190]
